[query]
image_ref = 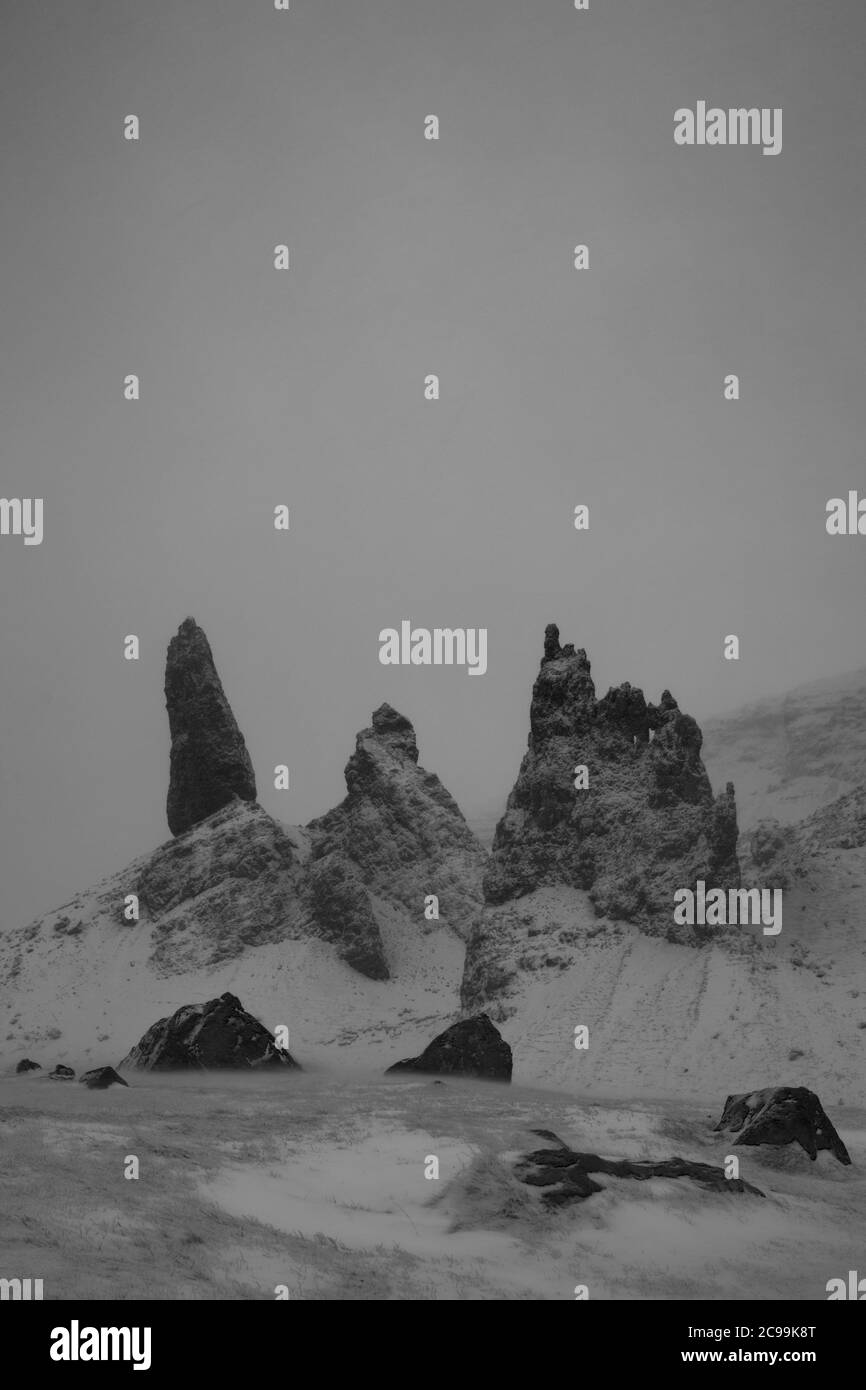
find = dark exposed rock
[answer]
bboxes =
[119,992,300,1071]
[515,1129,764,1206]
[79,1066,129,1090]
[308,704,488,940]
[304,851,389,980]
[386,1013,512,1081]
[49,1064,75,1080]
[165,618,257,836]
[709,782,739,875]
[15,1058,41,1073]
[482,624,740,936]
[714,1086,851,1165]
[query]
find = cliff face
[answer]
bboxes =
[483,625,739,933]
[307,703,488,941]
[165,618,257,836]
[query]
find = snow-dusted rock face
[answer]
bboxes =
[799,784,866,853]
[137,798,395,982]
[165,618,257,836]
[1,697,483,1051]
[307,703,489,941]
[0,652,488,1083]
[304,852,389,981]
[737,786,866,894]
[119,991,299,1070]
[483,624,739,936]
[137,800,305,973]
[386,1013,512,1080]
[714,1086,851,1164]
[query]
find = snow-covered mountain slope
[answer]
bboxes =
[703,667,866,829]
[449,647,866,1102]
[461,870,866,1102]
[0,844,466,1078]
[0,792,472,1077]
[4,634,865,1103]
[10,807,864,1100]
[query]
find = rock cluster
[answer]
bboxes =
[15,1058,41,1073]
[155,623,487,981]
[386,1014,512,1081]
[514,1129,763,1207]
[714,1086,851,1165]
[119,992,300,1071]
[165,618,257,836]
[483,624,740,936]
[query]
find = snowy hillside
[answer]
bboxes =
[703,668,866,829]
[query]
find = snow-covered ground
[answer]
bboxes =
[3,853,864,1101]
[1,1070,861,1301]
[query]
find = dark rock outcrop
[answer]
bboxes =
[307,704,488,940]
[304,852,389,980]
[165,618,257,836]
[49,1064,75,1080]
[386,1013,512,1080]
[714,1086,851,1165]
[138,800,303,974]
[515,1129,764,1207]
[483,624,740,936]
[119,992,300,1071]
[15,1058,41,1073]
[80,1066,129,1089]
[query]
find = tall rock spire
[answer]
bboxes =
[307,703,488,940]
[483,623,739,931]
[164,618,257,836]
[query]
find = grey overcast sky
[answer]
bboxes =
[1,0,865,929]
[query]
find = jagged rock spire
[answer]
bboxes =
[484,623,739,932]
[164,618,257,836]
[307,704,488,939]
